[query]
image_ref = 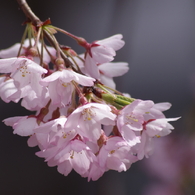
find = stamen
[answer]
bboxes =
[109,150,115,154]
[81,108,96,121]
[70,151,74,159]
[126,114,138,123]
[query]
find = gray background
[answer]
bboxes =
[0,0,195,194]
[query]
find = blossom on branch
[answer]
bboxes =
[0,6,180,181]
[83,34,125,79]
[40,69,95,106]
[0,38,56,64]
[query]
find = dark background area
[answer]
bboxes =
[0,0,195,194]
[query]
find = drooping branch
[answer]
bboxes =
[16,0,74,68]
[16,0,42,26]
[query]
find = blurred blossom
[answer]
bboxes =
[142,134,195,195]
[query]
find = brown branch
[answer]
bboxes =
[16,0,74,68]
[16,0,42,26]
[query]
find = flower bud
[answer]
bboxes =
[27,47,38,57]
[55,57,64,65]
[77,37,88,48]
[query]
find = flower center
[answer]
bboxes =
[18,62,30,77]
[81,108,96,121]
[61,82,71,87]
[125,113,139,124]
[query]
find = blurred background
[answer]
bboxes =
[0,0,195,194]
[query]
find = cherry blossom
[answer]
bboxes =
[40,68,95,106]
[70,54,129,88]
[98,61,129,89]
[64,103,116,142]
[0,76,19,103]
[143,102,180,137]
[98,136,138,172]
[117,99,154,146]
[3,115,39,136]
[0,13,180,182]
[131,131,154,160]
[52,139,97,177]
[0,38,56,64]
[84,34,125,79]
[35,124,98,178]
[0,57,47,90]
[34,116,69,149]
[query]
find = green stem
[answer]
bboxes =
[17,24,29,56]
[53,26,85,43]
[16,0,75,69]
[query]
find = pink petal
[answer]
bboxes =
[91,45,115,63]
[96,34,125,51]
[153,102,172,111]
[85,54,100,79]
[0,79,18,103]
[57,161,72,176]
[13,117,38,136]
[3,116,23,126]
[72,151,90,175]
[27,60,47,74]
[0,43,21,58]
[121,125,140,146]
[40,71,62,86]
[99,74,116,89]
[99,62,129,77]
[106,157,127,172]
[0,58,17,73]
[27,134,39,147]
[72,71,95,86]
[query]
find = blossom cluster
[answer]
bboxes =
[0,24,179,181]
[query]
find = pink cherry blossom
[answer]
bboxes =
[34,116,69,149]
[131,131,154,160]
[144,102,172,121]
[90,34,125,63]
[0,38,56,64]
[0,57,47,92]
[0,76,19,103]
[20,86,50,111]
[53,139,97,177]
[40,68,95,106]
[143,102,180,137]
[36,133,98,179]
[144,117,180,137]
[64,103,116,143]
[98,136,138,172]
[0,57,48,109]
[71,54,129,88]
[117,99,154,146]
[129,102,180,159]
[87,162,105,181]
[3,116,39,136]
[98,62,129,89]
[84,34,125,79]
[117,99,180,149]
[0,20,180,183]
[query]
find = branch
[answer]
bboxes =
[16,0,42,26]
[16,0,75,68]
